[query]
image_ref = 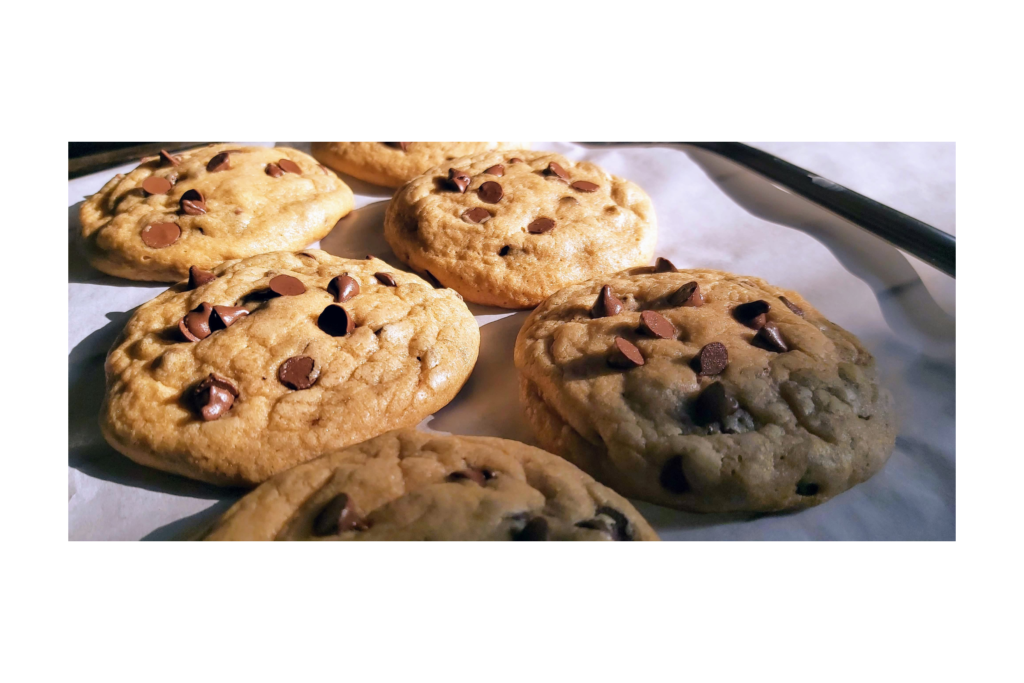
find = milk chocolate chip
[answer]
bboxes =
[318,305,355,337]
[327,274,359,302]
[265,163,284,178]
[570,180,598,193]
[269,274,306,297]
[754,322,788,352]
[192,373,238,421]
[591,285,624,318]
[608,337,644,368]
[178,303,214,341]
[693,382,738,426]
[653,257,677,273]
[142,176,172,196]
[278,159,301,174]
[206,152,231,172]
[159,149,180,166]
[278,356,317,390]
[779,295,805,317]
[670,281,703,307]
[179,189,207,216]
[544,162,569,182]
[484,164,504,176]
[312,493,367,535]
[462,207,491,224]
[375,272,397,287]
[211,305,248,329]
[528,217,555,234]
[447,168,471,193]
[734,300,770,329]
[141,222,180,248]
[384,142,410,151]
[694,342,728,376]
[187,266,216,289]
[478,181,503,204]
[639,310,676,339]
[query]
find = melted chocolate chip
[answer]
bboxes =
[211,305,248,329]
[576,506,633,540]
[179,189,207,215]
[278,356,317,390]
[141,222,180,248]
[544,161,569,182]
[159,149,180,166]
[484,164,504,176]
[608,337,644,368]
[278,159,301,174]
[179,303,214,341]
[318,304,354,337]
[192,373,238,421]
[528,217,555,234]
[327,274,359,302]
[670,281,703,307]
[142,176,172,196]
[694,342,728,376]
[513,516,549,541]
[447,168,471,193]
[265,162,284,178]
[187,266,216,289]
[754,322,788,352]
[375,272,396,287]
[653,257,677,273]
[384,142,410,151]
[693,382,738,426]
[734,300,771,329]
[660,456,690,493]
[591,285,624,318]
[312,493,367,535]
[639,310,676,339]
[206,152,231,172]
[570,180,599,193]
[478,181,503,204]
[779,295,805,317]
[269,274,306,297]
[462,207,491,224]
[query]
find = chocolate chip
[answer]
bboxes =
[498,246,511,256]
[509,157,524,164]
[570,180,599,193]
[188,266,216,289]
[560,196,579,206]
[591,285,624,318]
[192,373,238,421]
[462,207,491,224]
[693,382,738,426]
[312,493,367,535]
[639,310,676,339]
[660,456,690,493]
[178,303,213,341]
[544,161,569,182]
[278,356,317,390]
[327,274,359,302]
[478,181,503,204]
[779,295,805,317]
[269,274,306,297]
[384,142,410,151]
[375,272,397,287]
[211,305,248,329]
[318,304,354,337]
[206,152,231,172]
[179,189,207,216]
[278,159,301,174]
[608,337,644,368]
[159,149,180,166]
[141,222,180,248]
[484,164,504,176]
[576,506,633,540]
[653,257,677,273]
[513,516,549,541]
[528,217,555,234]
[447,168,471,193]
[670,281,703,307]
[142,176,172,196]
[265,163,284,178]
[754,322,788,352]
[734,300,771,329]
[796,481,819,497]
[448,468,493,485]
[694,342,728,376]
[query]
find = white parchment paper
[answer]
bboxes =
[68,142,955,540]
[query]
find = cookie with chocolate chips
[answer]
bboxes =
[384,150,658,308]
[513,268,897,513]
[202,429,659,541]
[79,144,355,282]
[100,250,478,486]
[310,142,529,188]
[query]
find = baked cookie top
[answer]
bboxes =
[514,266,897,512]
[203,429,659,541]
[310,142,527,188]
[384,150,657,308]
[101,250,479,487]
[80,144,355,282]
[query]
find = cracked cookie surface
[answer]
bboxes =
[101,251,479,486]
[203,429,659,540]
[311,142,527,188]
[80,144,355,281]
[384,150,657,308]
[514,268,897,512]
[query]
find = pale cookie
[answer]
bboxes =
[384,150,657,308]
[514,265,897,513]
[101,251,479,487]
[310,142,528,188]
[80,144,355,282]
[203,429,659,541]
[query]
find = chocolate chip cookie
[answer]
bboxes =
[384,150,658,308]
[101,251,479,486]
[80,144,355,281]
[514,266,897,512]
[202,429,659,540]
[310,142,528,188]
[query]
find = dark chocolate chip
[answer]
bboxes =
[447,168,471,193]
[608,337,644,368]
[639,310,676,339]
[318,304,355,337]
[375,272,396,287]
[448,468,493,485]
[653,257,677,273]
[327,274,359,302]
[570,180,599,193]
[141,222,180,248]
[513,516,549,541]
[528,217,555,234]
[779,295,805,317]
[192,373,238,421]
[312,493,367,535]
[544,161,569,182]
[591,285,624,318]
[142,176,172,196]
[693,382,738,426]
[179,188,207,216]
[265,162,284,178]
[796,482,819,497]
[269,274,306,297]
[478,181,503,204]
[660,456,691,493]
[498,245,510,257]
[462,207,492,224]
[278,356,317,390]
[734,300,771,329]
[179,303,214,341]
[206,152,231,172]
[188,266,216,289]
[576,506,633,540]
[211,305,248,329]
[278,158,301,174]
[484,164,504,176]
[670,281,703,307]
[159,149,180,166]
[384,142,410,151]
[694,342,728,376]
[754,322,788,352]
